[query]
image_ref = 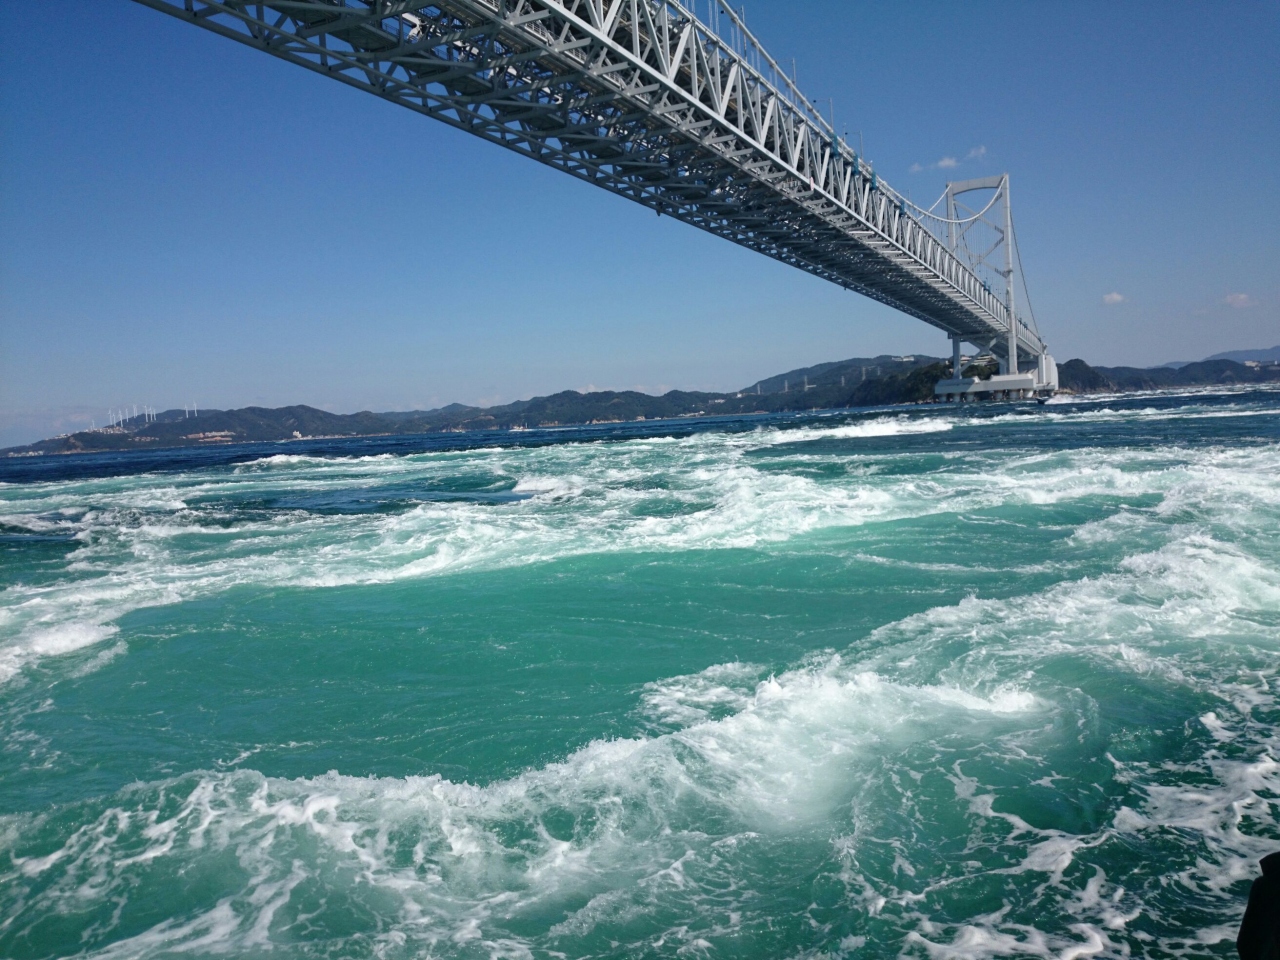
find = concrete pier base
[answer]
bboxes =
[934,373,1041,402]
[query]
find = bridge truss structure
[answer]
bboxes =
[131,0,1056,394]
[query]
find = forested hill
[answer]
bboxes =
[1056,358,1280,394]
[742,354,942,394]
[5,356,950,456]
[6,356,1278,457]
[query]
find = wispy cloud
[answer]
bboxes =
[1225,293,1255,308]
[910,146,987,173]
[1102,292,1126,305]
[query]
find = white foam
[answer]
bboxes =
[3,410,1278,683]
[235,452,402,470]
[0,648,1048,957]
[759,415,954,444]
[0,622,119,684]
[815,523,1280,954]
[4,484,1279,956]
[4,383,1280,960]
[907,922,1113,960]
[639,661,763,730]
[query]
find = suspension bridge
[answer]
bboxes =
[132,0,1058,398]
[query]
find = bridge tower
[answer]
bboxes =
[931,175,1058,401]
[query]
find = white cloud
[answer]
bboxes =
[1103,292,1126,305]
[910,147,987,173]
[1225,293,1255,308]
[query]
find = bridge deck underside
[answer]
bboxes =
[134,0,1046,364]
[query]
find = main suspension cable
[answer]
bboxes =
[904,187,1003,225]
[1011,220,1041,339]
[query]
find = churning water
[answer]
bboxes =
[1,389,1277,958]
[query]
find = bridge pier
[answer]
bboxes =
[935,348,1058,402]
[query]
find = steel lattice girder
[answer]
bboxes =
[130,0,1048,363]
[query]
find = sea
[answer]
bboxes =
[1,387,1277,959]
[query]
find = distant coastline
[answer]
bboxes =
[6,352,1279,458]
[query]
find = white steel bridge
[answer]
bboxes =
[132,0,1058,396]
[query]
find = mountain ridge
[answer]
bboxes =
[7,352,1279,457]
[1161,345,1280,368]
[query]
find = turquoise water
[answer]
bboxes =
[1,390,1277,958]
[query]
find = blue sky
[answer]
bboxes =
[2,1,1276,445]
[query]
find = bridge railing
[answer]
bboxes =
[683,1,835,137]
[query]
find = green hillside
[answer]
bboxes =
[7,355,1278,458]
